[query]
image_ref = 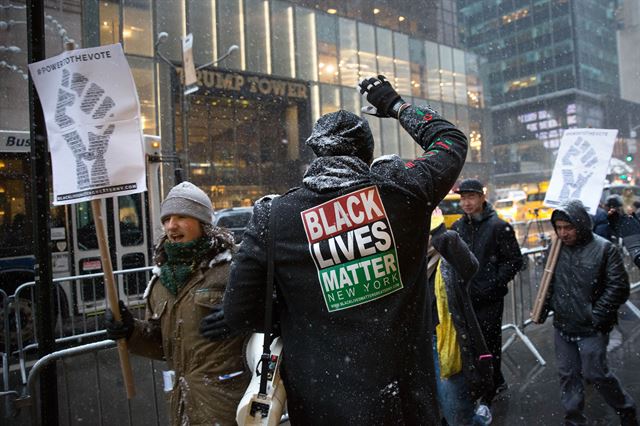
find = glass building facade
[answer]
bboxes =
[1,0,488,209]
[458,0,631,185]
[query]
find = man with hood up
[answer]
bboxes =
[451,179,523,406]
[105,182,250,426]
[537,199,637,426]
[222,75,468,424]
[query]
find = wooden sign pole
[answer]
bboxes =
[91,199,136,398]
[531,236,562,323]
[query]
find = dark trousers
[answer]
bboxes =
[474,299,505,405]
[554,328,638,426]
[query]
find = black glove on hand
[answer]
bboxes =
[200,304,234,341]
[359,75,405,118]
[104,300,134,341]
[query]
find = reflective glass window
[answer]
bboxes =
[376,28,394,78]
[453,48,468,105]
[320,84,340,115]
[76,202,97,251]
[188,0,215,66]
[128,57,157,135]
[245,0,270,74]
[316,13,339,84]
[118,194,144,246]
[425,41,440,101]
[295,7,317,81]
[439,45,454,103]
[217,0,244,70]
[338,18,359,87]
[123,0,153,56]
[394,33,411,96]
[100,1,120,45]
[358,23,377,78]
[409,38,426,98]
[271,0,295,78]
[155,0,184,61]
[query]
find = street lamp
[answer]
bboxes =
[154,32,238,181]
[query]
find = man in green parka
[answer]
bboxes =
[106,181,249,425]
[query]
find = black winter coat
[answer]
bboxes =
[430,225,494,401]
[224,105,468,426]
[543,200,630,336]
[451,203,523,306]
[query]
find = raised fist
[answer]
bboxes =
[55,68,115,190]
[358,75,405,118]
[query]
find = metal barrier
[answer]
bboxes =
[14,339,167,426]
[501,247,548,365]
[10,266,153,385]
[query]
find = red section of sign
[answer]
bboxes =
[300,186,386,244]
[82,259,102,271]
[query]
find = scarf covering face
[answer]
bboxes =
[160,236,212,295]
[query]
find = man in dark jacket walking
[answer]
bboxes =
[538,199,637,426]
[451,179,523,406]
[223,75,468,425]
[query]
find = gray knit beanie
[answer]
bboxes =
[160,182,213,224]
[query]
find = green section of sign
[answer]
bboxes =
[318,249,403,312]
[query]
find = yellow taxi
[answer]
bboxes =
[524,182,552,221]
[438,193,462,228]
[494,197,527,223]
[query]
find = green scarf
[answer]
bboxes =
[160,237,212,295]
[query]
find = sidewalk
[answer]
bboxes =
[491,289,640,425]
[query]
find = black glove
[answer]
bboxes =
[358,75,405,118]
[200,304,234,341]
[104,300,134,340]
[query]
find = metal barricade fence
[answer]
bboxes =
[20,340,168,426]
[10,266,153,385]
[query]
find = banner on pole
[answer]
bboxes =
[544,128,618,213]
[28,43,146,205]
[182,33,198,95]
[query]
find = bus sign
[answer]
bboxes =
[0,130,30,153]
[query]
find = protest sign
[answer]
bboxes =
[29,43,140,398]
[28,43,146,205]
[544,128,618,213]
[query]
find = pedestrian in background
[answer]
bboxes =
[428,208,494,425]
[223,75,468,424]
[537,199,637,426]
[452,179,523,407]
[607,194,640,268]
[105,182,249,426]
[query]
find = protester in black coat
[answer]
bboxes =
[223,75,468,425]
[538,199,637,426]
[451,180,523,406]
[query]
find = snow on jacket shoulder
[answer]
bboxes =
[225,105,467,425]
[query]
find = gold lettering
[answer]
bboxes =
[234,75,245,91]
[247,76,259,92]
[258,78,271,95]
[271,80,287,96]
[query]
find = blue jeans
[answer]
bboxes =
[433,341,488,426]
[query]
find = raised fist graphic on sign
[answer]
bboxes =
[559,136,598,200]
[54,68,115,190]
